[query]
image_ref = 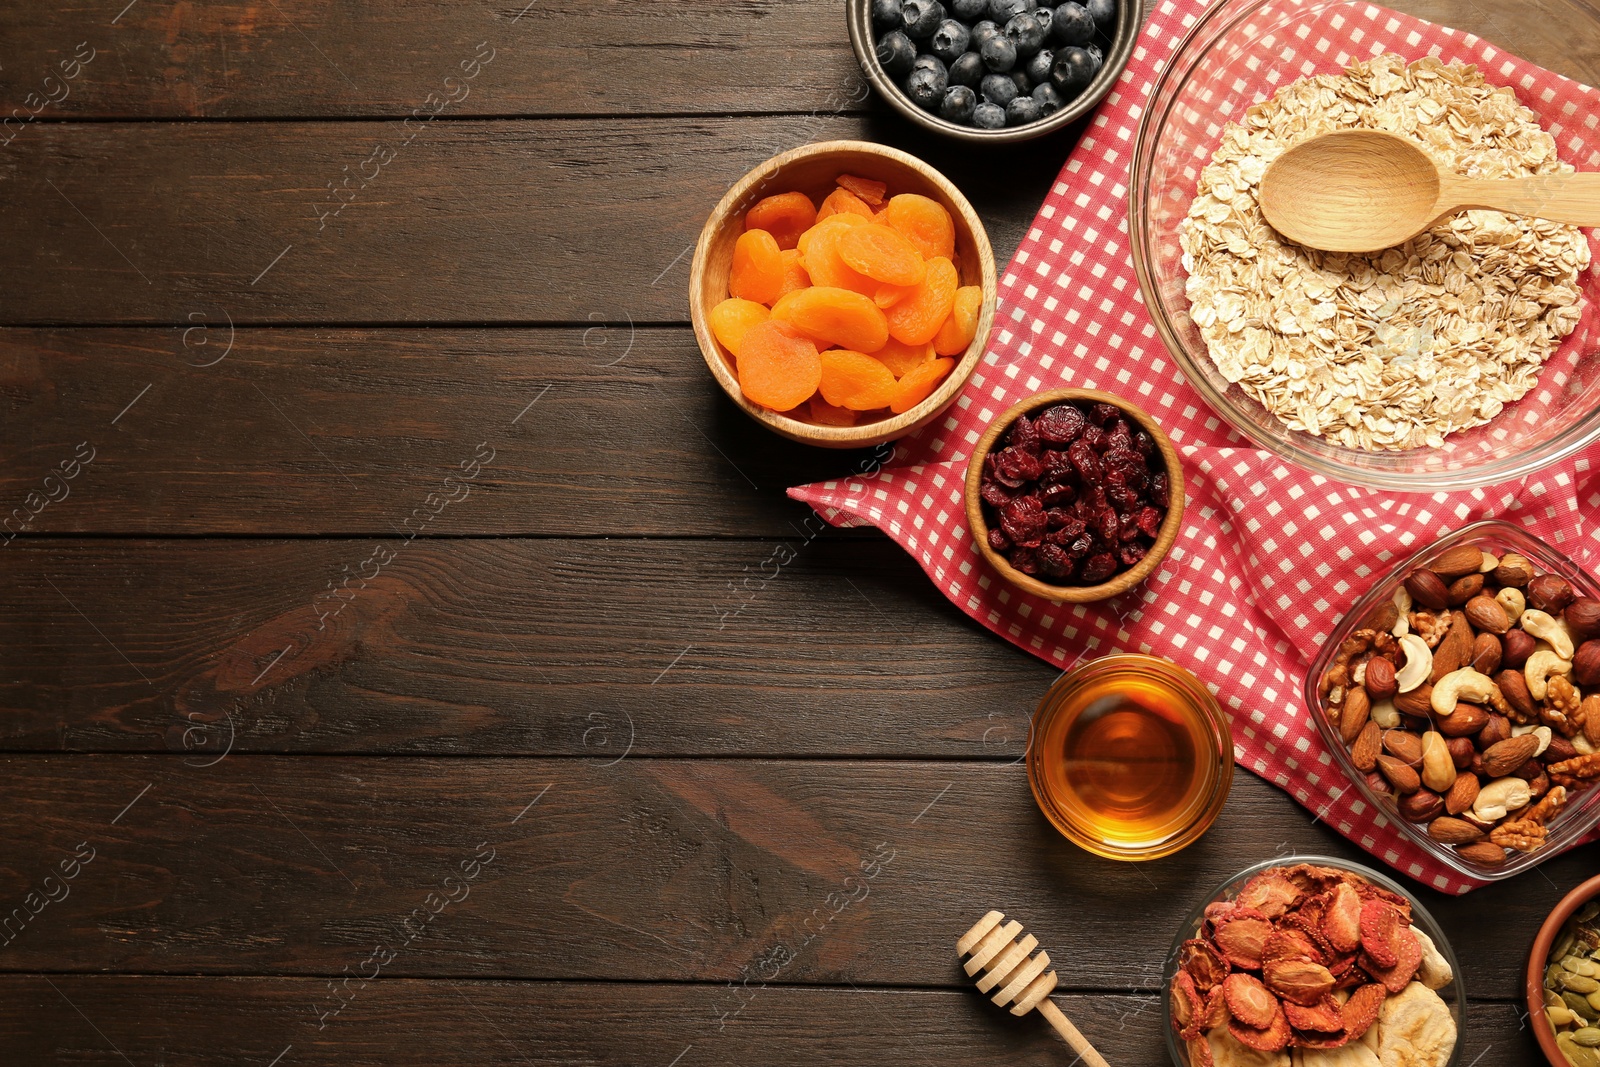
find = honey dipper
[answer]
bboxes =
[957,910,1112,1067]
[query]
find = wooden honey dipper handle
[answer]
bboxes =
[1036,999,1113,1067]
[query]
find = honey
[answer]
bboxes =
[1028,654,1233,860]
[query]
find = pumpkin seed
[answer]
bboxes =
[1563,974,1600,995]
[1578,1028,1600,1048]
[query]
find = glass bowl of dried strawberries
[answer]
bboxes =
[1164,857,1464,1066]
[1306,521,1600,883]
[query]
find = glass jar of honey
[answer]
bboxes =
[1027,654,1233,861]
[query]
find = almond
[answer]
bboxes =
[1469,632,1502,677]
[1340,686,1371,744]
[1428,816,1484,844]
[1584,695,1600,747]
[1364,657,1398,702]
[1433,545,1488,580]
[1444,772,1479,815]
[1496,670,1537,721]
[1495,554,1535,588]
[1382,729,1424,767]
[1456,841,1508,866]
[1377,754,1421,794]
[1527,574,1576,614]
[1566,598,1600,644]
[1464,594,1510,635]
[1447,573,1485,606]
[1404,569,1450,611]
[1430,610,1473,682]
[1351,721,1382,773]
[1483,734,1541,778]
[1438,702,1489,737]
[1574,641,1600,688]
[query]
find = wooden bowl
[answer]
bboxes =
[845,0,1140,145]
[689,140,996,449]
[1527,872,1600,1066]
[964,389,1185,603]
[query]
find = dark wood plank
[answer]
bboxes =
[0,977,1537,1067]
[0,754,1585,993]
[0,326,904,537]
[0,1,869,119]
[0,117,1063,325]
[0,538,1049,755]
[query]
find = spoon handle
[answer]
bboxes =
[1440,172,1600,229]
[1036,998,1113,1067]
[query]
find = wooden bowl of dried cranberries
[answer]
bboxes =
[963,388,1185,602]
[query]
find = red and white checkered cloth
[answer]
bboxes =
[792,0,1600,893]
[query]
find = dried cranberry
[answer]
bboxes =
[1080,424,1106,449]
[1107,484,1142,512]
[1118,542,1148,567]
[1035,404,1086,445]
[1009,546,1040,574]
[1105,419,1133,454]
[1009,413,1040,456]
[1038,543,1076,578]
[1039,482,1076,509]
[980,480,1014,507]
[1080,552,1118,584]
[1041,449,1075,480]
[1089,402,1121,427]
[1065,532,1094,558]
[1000,496,1046,548]
[1136,506,1163,538]
[991,450,1030,488]
[1068,440,1102,483]
[1045,507,1076,529]
[1000,446,1044,482]
[1091,506,1118,544]
[1118,511,1142,541]
[1133,430,1156,460]
[1151,471,1170,508]
[988,527,1012,552]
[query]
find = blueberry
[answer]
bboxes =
[872,0,904,31]
[973,100,1008,129]
[949,51,986,86]
[988,0,1032,18]
[1024,47,1055,85]
[951,0,988,15]
[1051,1,1095,45]
[940,84,979,123]
[902,0,946,38]
[1084,0,1116,32]
[1009,70,1031,92]
[1004,13,1048,57]
[1030,7,1054,39]
[1049,45,1097,97]
[875,30,919,77]
[912,52,947,72]
[1032,81,1065,113]
[1006,94,1043,125]
[1085,42,1103,66]
[931,19,971,62]
[905,62,948,109]
[979,72,1020,106]
[969,19,1001,50]
[979,34,1017,71]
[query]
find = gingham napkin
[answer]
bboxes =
[791,0,1600,893]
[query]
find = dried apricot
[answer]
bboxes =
[817,187,875,222]
[932,284,983,356]
[875,283,912,308]
[737,320,821,412]
[873,337,934,378]
[808,395,859,426]
[839,224,927,287]
[798,219,878,295]
[882,193,955,261]
[745,191,817,251]
[818,349,898,410]
[796,212,867,258]
[776,249,810,299]
[836,173,888,206]
[772,287,889,353]
[729,228,785,305]
[888,356,955,414]
[885,257,958,346]
[708,297,770,358]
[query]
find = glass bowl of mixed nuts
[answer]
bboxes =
[1305,520,1600,882]
[1129,0,1600,491]
[1163,856,1464,1066]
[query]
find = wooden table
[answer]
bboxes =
[0,3,1588,1063]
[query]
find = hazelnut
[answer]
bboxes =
[1574,640,1600,688]
[1495,553,1535,587]
[1477,713,1512,750]
[1398,789,1445,823]
[1565,598,1600,644]
[1546,734,1579,764]
[1364,770,1392,796]
[1404,569,1450,611]
[1364,657,1398,702]
[1502,629,1536,670]
[1445,736,1476,769]
[1527,573,1576,614]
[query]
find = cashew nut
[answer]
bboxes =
[1370,699,1401,729]
[1510,723,1554,757]
[1430,667,1498,716]
[1473,777,1532,821]
[1479,551,1500,574]
[1392,588,1413,638]
[1352,660,1367,687]
[1395,634,1433,693]
[1495,586,1525,626]
[1577,733,1596,756]
[1521,608,1575,660]
[1525,649,1574,702]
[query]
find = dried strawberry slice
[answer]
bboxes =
[1359,899,1401,968]
[1237,871,1301,919]
[1228,1000,1291,1054]
[1362,927,1422,993]
[1178,938,1230,992]
[1322,882,1363,954]
[1262,958,1335,1007]
[1353,881,1413,923]
[1222,974,1277,1029]
[1293,1027,1352,1050]
[1169,970,1203,1038]
[1340,982,1387,1040]
[1212,916,1273,970]
[1261,928,1321,967]
[1186,1035,1214,1067]
[1199,985,1229,1030]
[1283,993,1344,1033]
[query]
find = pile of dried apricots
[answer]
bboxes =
[709,174,983,427]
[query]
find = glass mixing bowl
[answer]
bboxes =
[1128,0,1600,491]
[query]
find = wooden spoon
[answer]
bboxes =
[1257,129,1600,252]
[957,910,1112,1067]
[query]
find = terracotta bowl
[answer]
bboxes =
[1527,872,1600,1066]
[689,139,996,449]
[964,388,1185,602]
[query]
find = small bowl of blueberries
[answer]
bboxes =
[846,0,1138,142]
